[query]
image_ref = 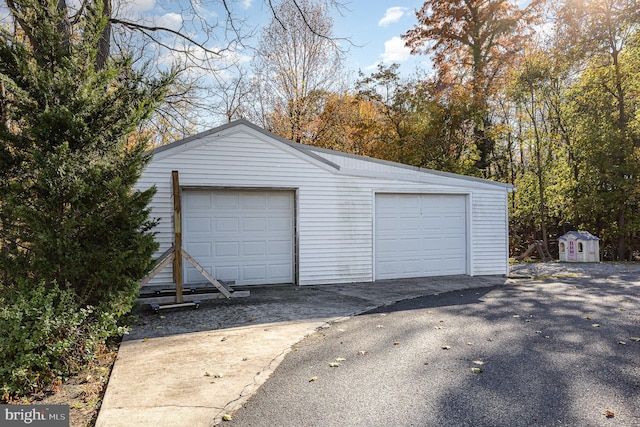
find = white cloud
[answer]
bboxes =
[242,0,253,9]
[364,61,381,71]
[378,7,408,27]
[380,36,411,63]
[154,13,183,31]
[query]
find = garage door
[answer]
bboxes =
[375,194,467,279]
[182,190,294,286]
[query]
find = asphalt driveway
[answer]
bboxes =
[224,266,640,426]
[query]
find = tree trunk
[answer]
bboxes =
[96,0,112,70]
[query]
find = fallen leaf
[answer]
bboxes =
[160,315,166,319]
[222,414,233,421]
[618,308,626,311]
[630,337,640,342]
[618,341,627,345]
[336,357,347,362]
[328,362,341,367]
[155,326,163,329]
[466,342,474,346]
[513,315,520,318]
[471,367,483,374]
[309,376,318,382]
[604,410,615,418]
[585,315,592,320]
[441,345,451,350]
[592,324,600,327]
[472,360,484,365]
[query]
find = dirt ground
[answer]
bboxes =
[24,339,119,426]
[20,261,640,426]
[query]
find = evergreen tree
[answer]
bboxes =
[0,0,175,312]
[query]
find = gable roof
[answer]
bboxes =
[150,118,514,191]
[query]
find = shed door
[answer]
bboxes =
[183,190,294,286]
[375,194,467,280]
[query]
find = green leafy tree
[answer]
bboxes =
[403,0,540,175]
[0,0,175,311]
[557,0,640,259]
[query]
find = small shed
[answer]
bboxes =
[558,231,600,262]
[137,119,514,287]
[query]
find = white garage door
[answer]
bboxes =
[375,194,467,279]
[182,190,294,286]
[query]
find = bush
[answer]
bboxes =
[0,280,127,401]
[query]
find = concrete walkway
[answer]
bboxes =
[96,275,506,427]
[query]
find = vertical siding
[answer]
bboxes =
[137,125,511,287]
[470,190,509,275]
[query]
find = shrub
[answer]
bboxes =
[0,280,126,401]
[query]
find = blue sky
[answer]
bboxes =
[107,0,434,79]
[0,0,533,80]
[331,1,433,77]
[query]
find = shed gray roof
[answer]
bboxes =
[150,118,514,191]
[559,231,600,241]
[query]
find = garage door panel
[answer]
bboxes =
[269,217,292,232]
[269,240,293,256]
[215,266,240,282]
[185,192,212,209]
[376,194,466,280]
[215,217,239,232]
[213,193,239,209]
[243,217,267,232]
[242,241,266,256]
[214,241,239,257]
[183,190,294,285]
[269,193,293,208]
[186,242,211,257]
[242,193,267,209]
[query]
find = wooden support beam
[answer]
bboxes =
[139,246,175,288]
[172,170,183,303]
[182,249,232,298]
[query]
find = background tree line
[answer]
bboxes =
[224,0,640,261]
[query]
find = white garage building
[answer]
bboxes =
[137,119,513,287]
